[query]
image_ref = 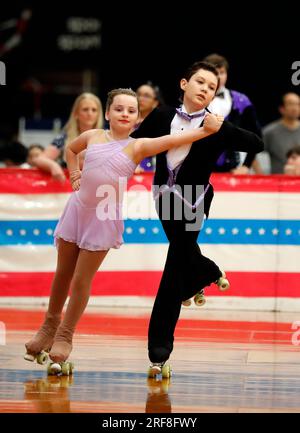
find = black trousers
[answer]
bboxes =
[148,192,222,363]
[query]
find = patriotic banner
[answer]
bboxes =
[0,168,300,311]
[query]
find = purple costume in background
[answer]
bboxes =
[215,90,262,171]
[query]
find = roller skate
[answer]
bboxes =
[182,298,192,307]
[216,270,230,291]
[182,289,206,307]
[24,314,60,365]
[47,324,74,376]
[147,362,172,379]
[193,289,206,306]
[47,361,74,376]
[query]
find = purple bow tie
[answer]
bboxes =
[176,108,206,122]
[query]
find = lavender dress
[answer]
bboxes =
[54,138,137,251]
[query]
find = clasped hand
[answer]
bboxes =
[203,113,224,133]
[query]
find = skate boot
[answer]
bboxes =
[147,362,172,379]
[24,313,61,365]
[216,270,230,292]
[47,324,74,376]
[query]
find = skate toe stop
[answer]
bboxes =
[24,353,35,362]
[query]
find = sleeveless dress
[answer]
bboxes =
[54,138,137,251]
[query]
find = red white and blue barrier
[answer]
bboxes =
[0,169,299,311]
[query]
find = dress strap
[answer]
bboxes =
[104,130,111,142]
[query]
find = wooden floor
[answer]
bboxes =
[0,305,300,413]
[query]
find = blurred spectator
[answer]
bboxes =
[203,53,263,174]
[135,82,165,172]
[284,145,300,176]
[32,92,104,181]
[0,140,66,176]
[26,144,44,166]
[0,140,29,168]
[136,82,164,127]
[27,144,62,174]
[263,92,300,174]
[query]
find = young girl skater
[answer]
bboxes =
[24,88,224,374]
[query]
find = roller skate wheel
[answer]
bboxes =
[194,293,206,307]
[147,365,161,378]
[182,298,192,307]
[61,362,70,376]
[68,362,75,374]
[161,364,172,379]
[147,367,156,378]
[48,363,62,375]
[24,353,35,362]
[218,278,230,291]
[36,351,49,365]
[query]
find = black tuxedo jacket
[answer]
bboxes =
[132,105,264,217]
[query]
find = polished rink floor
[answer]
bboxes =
[0,306,300,413]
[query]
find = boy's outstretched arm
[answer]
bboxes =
[134,114,223,162]
[221,121,264,154]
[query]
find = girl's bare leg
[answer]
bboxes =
[25,239,80,356]
[49,248,108,362]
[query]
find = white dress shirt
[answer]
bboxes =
[208,87,247,166]
[167,105,206,170]
[208,87,232,118]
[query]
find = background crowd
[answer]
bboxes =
[1,56,300,179]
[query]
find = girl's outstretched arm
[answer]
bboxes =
[134,114,223,163]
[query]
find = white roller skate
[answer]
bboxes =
[193,289,206,306]
[24,350,50,365]
[216,270,230,291]
[147,362,172,379]
[24,314,60,365]
[182,298,192,307]
[47,361,74,376]
[182,289,206,307]
[46,323,74,376]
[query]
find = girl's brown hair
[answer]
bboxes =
[106,88,139,112]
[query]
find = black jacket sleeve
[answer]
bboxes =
[131,107,163,139]
[220,121,264,155]
[240,105,263,167]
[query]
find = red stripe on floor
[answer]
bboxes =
[0,308,297,344]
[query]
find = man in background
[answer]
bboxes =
[263,92,300,173]
[203,53,263,174]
